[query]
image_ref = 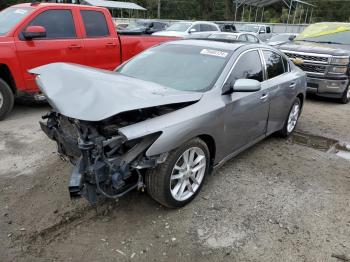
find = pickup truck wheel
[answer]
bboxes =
[278,97,301,138]
[340,86,350,104]
[145,138,210,208]
[0,79,14,121]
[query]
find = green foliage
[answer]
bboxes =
[1,0,349,23]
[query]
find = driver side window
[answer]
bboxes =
[27,9,76,39]
[228,50,264,83]
[190,24,200,32]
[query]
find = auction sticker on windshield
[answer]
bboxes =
[200,49,228,58]
[15,9,28,14]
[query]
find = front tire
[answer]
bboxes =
[0,79,14,121]
[278,97,301,138]
[340,86,350,104]
[145,138,210,208]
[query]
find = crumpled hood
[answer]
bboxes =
[279,41,350,56]
[29,63,203,122]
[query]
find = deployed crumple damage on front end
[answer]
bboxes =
[32,63,203,204]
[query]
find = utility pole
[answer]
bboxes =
[157,0,161,19]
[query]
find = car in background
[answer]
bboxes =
[216,22,237,32]
[118,20,168,35]
[35,40,306,208]
[152,21,220,37]
[239,24,272,41]
[115,22,129,31]
[279,22,350,103]
[186,32,261,44]
[267,33,297,46]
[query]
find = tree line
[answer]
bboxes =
[1,0,350,23]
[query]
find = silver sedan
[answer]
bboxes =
[33,40,307,208]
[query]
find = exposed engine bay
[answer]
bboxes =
[40,103,190,204]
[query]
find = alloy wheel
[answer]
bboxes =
[287,103,300,133]
[170,147,206,201]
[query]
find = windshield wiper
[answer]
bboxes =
[298,39,344,45]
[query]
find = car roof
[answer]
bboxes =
[173,21,217,25]
[211,32,252,36]
[13,2,106,11]
[165,39,246,51]
[243,24,267,27]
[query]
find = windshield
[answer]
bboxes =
[240,25,259,33]
[166,22,192,32]
[125,20,149,30]
[296,23,350,45]
[117,44,232,92]
[209,33,238,40]
[0,7,33,36]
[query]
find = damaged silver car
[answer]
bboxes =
[31,40,307,208]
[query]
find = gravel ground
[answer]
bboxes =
[0,97,349,262]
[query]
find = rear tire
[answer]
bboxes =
[0,79,14,121]
[278,97,301,138]
[339,86,350,104]
[145,138,210,208]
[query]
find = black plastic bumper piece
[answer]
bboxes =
[69,165,83,199]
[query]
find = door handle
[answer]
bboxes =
[68,44,82,49]
[260,93,269,100]
[290,83,296,89]
[106,43,117,47]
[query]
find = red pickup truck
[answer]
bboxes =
[0,2,175,120]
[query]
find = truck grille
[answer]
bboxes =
[297,64,326,74]
[284,52,329,63]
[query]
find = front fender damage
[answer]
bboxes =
[40,112,168,204]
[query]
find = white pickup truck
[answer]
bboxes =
[239,24,272,42]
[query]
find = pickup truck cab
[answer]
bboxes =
[279,23,350,104]
[0,3,174,120]
[239,24,272,42]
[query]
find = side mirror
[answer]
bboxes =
[23,26,46,39]
[233,79,261,92]
[189,28,197,33]
[288,35,296,41]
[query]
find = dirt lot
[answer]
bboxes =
[1,97,350,262]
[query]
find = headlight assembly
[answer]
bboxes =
[330,56,349,65]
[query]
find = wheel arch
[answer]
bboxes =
[0,64,16,94]
[197,134,216,166]
[296,93,304,108]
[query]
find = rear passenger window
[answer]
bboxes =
[229,50,264,82]
[200,24,217,32]
[28,10,76,39]
[263,51,285,79]
[81,10,109,37]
